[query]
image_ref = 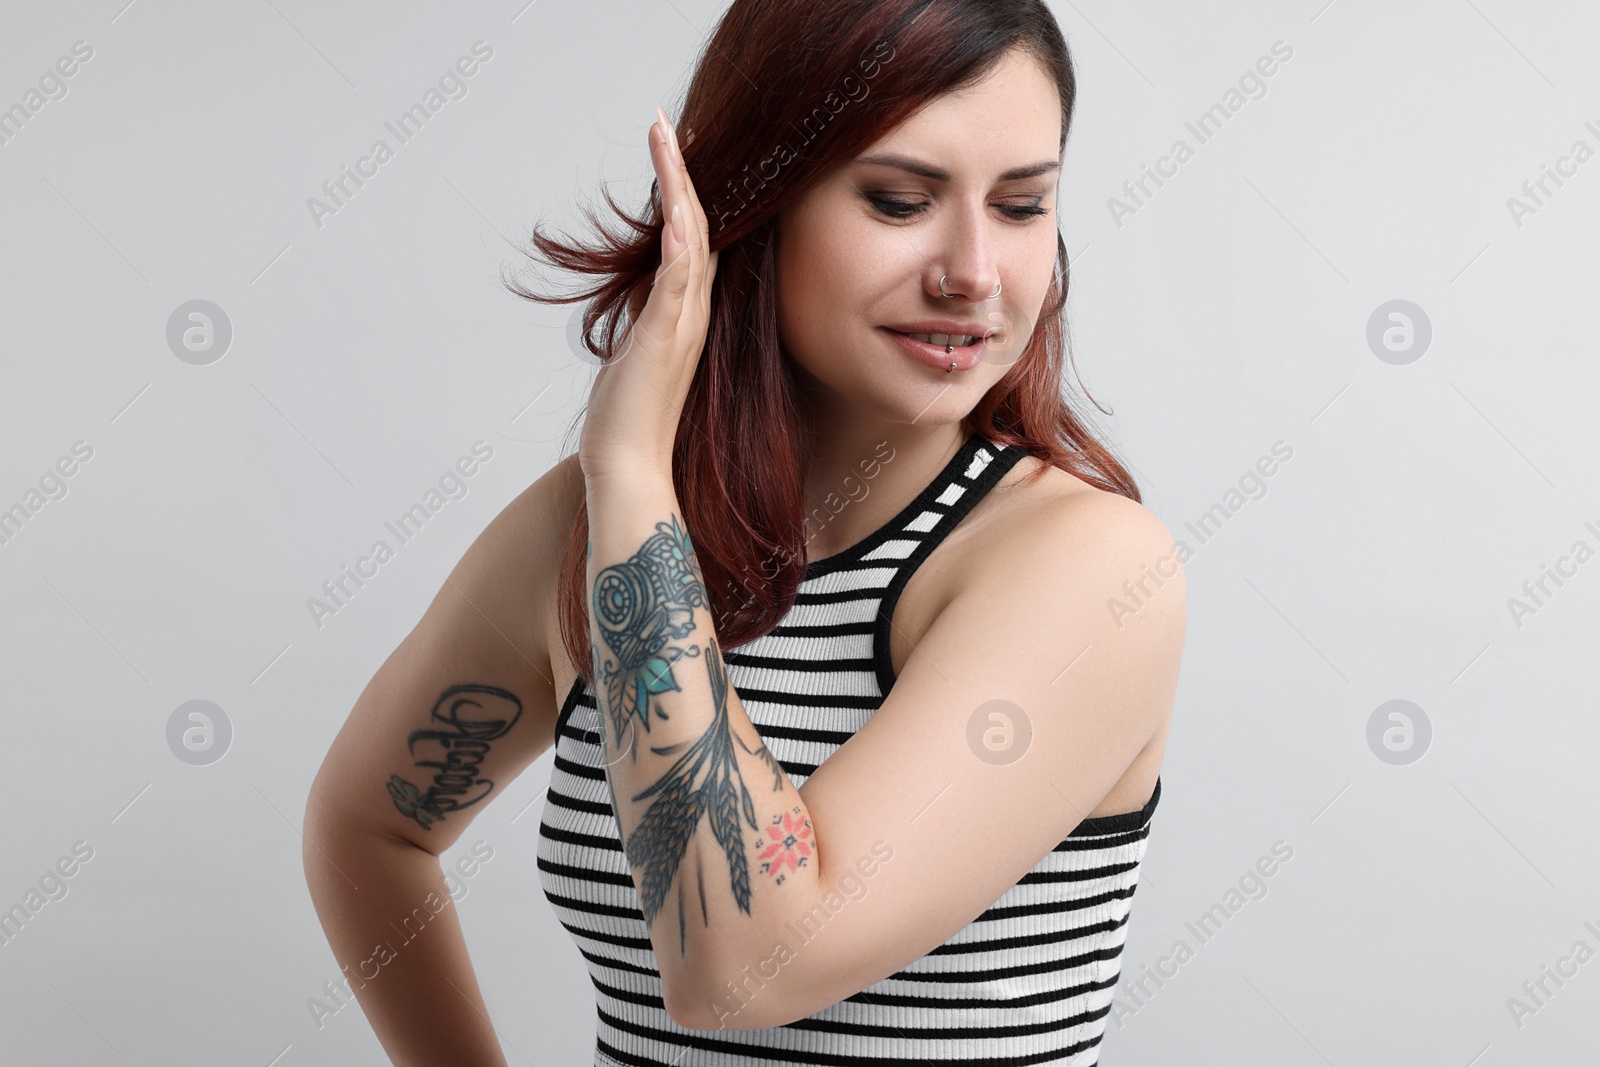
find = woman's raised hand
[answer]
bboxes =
[578,106,721,483]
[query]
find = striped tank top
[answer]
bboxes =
[537,431,1162,1066]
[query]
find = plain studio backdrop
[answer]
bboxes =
[2,0,1597,1063]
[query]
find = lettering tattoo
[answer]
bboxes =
[386,684,523,831]
[590,514,789,945]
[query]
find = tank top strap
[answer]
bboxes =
[863,433,1029,693]
[897,432,1029,563]
[802,432,1029,584]
[889,432,1027,567]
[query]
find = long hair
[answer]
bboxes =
[502,0,1141,685]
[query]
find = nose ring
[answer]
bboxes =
[939,275,1002,300]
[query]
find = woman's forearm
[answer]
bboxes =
[583,468,824,1026]
[301,821,510,1067]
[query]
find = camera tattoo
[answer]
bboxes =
[386,684,523,831]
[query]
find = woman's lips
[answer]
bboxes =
[882,328,987,372]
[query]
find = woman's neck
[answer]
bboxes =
[798,418,969,561]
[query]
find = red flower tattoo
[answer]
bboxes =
[757,809,813,883]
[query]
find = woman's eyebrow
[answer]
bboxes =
[853,153,1061,182]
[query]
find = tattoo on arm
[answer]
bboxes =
[386,684,523,831]
[590,514,793,947]
[758,806,814,885]
[592,514,707,742]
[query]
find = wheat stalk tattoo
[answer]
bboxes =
[591,514,789,942]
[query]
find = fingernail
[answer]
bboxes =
[656,105,679,167]
[670,202,685,245]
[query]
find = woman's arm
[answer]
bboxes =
[583,466,826,1027]
[588,472,1184,1032]
[300,825,509,1066]
[302,456,579,1064]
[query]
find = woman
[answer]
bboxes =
[304,1,1186,1063]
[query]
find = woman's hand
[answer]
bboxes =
[578,106,721,484]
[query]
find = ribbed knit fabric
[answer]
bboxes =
[537,432,1161,1066]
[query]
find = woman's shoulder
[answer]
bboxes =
[499,452,588,681]
[962,451,1182,590]
[508,451,587,566]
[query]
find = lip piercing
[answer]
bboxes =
[938,275,1000,371]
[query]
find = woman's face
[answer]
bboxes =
[774,46,1063,430]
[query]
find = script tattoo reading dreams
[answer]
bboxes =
[386,684,523,831]
[590,514,799,950]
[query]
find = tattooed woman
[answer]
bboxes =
[304,2,1186,1064]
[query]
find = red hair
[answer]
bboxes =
[501,0,1142,685]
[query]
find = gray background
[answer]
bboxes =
[2,0,1596,1063]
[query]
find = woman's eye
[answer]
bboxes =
[865,195,924,219]
[865,194,1048,221]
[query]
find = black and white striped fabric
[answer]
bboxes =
[537,432,1162,1066]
